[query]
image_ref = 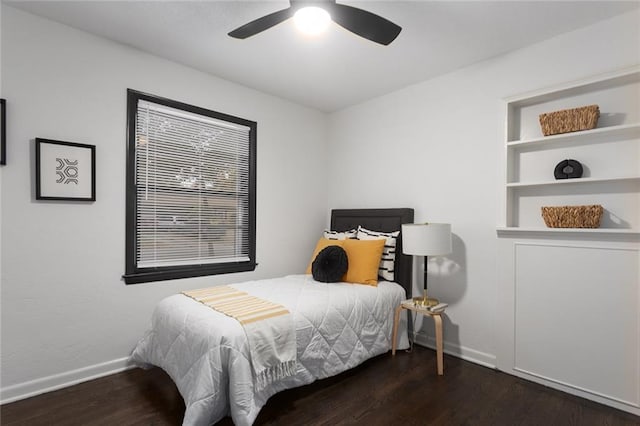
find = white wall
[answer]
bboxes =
[0,2,4,361]
[0,6,327,401]
[327,10,640,366]
[0,5,4,389]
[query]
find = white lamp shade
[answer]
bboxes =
[401,223,452,256]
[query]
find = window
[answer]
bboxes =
[124,90,256,284]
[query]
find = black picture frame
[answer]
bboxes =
[1,98,6,165]
[35,138,96,201]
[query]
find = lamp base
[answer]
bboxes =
[412,296,440,307]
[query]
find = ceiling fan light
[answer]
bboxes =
[293,6,331,36]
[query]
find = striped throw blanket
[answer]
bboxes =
[183,285,297,390]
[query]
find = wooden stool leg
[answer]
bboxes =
[392,305,403,355]
[433,314,443,375]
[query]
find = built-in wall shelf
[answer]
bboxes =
[506,175,640,188]
[506,122,640,149]
[496,66,640,417]
[497,227,640,236]
[499,66,640,231]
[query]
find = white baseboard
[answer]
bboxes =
[6,336,636,417]
[511,367,640,416]
[411,332,640,416]
[411,331,497,370]
[1,334,493,406]
[1,357,137,405]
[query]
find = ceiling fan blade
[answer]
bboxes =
[329,3,401,45]
[228,7,294,39]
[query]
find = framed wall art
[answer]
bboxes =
[1,98,6,165]
[35,138,96,201]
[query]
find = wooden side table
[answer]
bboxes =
[392,300,445,375]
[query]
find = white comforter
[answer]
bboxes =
[130,275,409,426]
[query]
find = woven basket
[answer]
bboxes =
[541,205,603,228]
[538,105,599,136]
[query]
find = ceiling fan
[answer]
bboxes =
[228,0,402,46]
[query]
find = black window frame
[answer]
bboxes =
[123,89,257,284]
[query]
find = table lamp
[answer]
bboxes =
[401,223,452,307]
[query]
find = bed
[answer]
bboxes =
[130,208,414,426]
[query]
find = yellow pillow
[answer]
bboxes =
[341,238,385,286]
[306,238,345,274]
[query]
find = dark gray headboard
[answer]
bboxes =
[330,208,414,298]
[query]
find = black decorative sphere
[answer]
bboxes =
[554,159,583,179]
[312,246,348,283]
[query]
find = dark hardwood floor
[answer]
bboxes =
[2,346,639,425]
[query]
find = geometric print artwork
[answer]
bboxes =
[35,138,95,201]
[56,158,78,185]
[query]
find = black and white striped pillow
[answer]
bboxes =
[356,226,399,282]
[323,229,357,240]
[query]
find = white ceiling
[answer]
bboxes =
[5,1,639,112]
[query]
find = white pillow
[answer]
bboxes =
[356,226,400,282]
[323,229,357,240]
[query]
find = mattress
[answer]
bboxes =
[130,274,410,426]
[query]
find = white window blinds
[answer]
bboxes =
[134,100,252,268]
